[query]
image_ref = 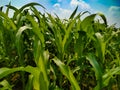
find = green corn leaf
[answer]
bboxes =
[0,80,12,90]
[81,13,107,36]
[26,12,49,89]
[5,4,19,20]
[0,18,3,40]
[0,11,16,30]
[26,15,45,47]
[6,5,19,12]
[25,66,42,90]
[0,66,40,90]
[80,11,90,17]
[0,6,3,11]
[47,13,63,55]
[69,6,78,19]
[25,75,33,90]
[103,67,120,87]
[74,31,86,58]
[19,2,45,11]
[0,66,40,79]
[62,19,76,53]
[81,14,96,31]
[38,53,49,90]
[97,13,107,26]
[5,2,11,16]
[0,67,25,79]
[16,26,31,65]
[13,2,45,24]
[39,72,48,90]
[94,32,106,63]
[86,53,103,90]
[34,38,41,64]
[105,30,120,43]
[53,57,81,90]
[33,37,49,90]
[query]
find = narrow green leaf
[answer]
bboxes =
[16,26,31,65]
[0,6,3,11]
[5,2,11,16]
[25,75,33,90]
[0,67,24,79]
[74,31,86,58]
[0,66,41,89]
[0,66,39,80]
[39,72,48,90]
[105,30,120,43]
[97,13,107,26]
[0,11,17,30]
[62,19,76,52]
[6,5,19,12]
[19,2,45,11]
[47,13,63,55]
[80,11,90,16]
[69,6,78,19]
[53,57,81,90]
[0,80,12,90]
[13,2,45,23]
[86,53,103,90]
[26,15,45,47]
[94,32,106,63]
[103,67,120,87]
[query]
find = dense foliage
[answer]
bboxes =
[0,2,120,90]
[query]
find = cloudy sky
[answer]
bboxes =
[0,0,120,27]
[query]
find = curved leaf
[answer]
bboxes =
[0,80,12,90]
[19,2,45,11]
[0,11,16,30]
[81,13,107,34]
[86,53,103,90]
[16,26,31,65]
[6,5,19,12]
[53,57,81,90]
[97,13,107,26]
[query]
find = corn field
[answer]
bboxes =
[0,2,120,90]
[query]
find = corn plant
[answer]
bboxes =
[0,2,120,90]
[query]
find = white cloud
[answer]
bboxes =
[53,3,60,8]
[58,0,62,2]
[109,6,120,12]
[107,6,120,27]
[52,0,92,19]
[70,0,90,10]
[52,3,72,19]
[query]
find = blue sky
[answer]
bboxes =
[0,0,120,27]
